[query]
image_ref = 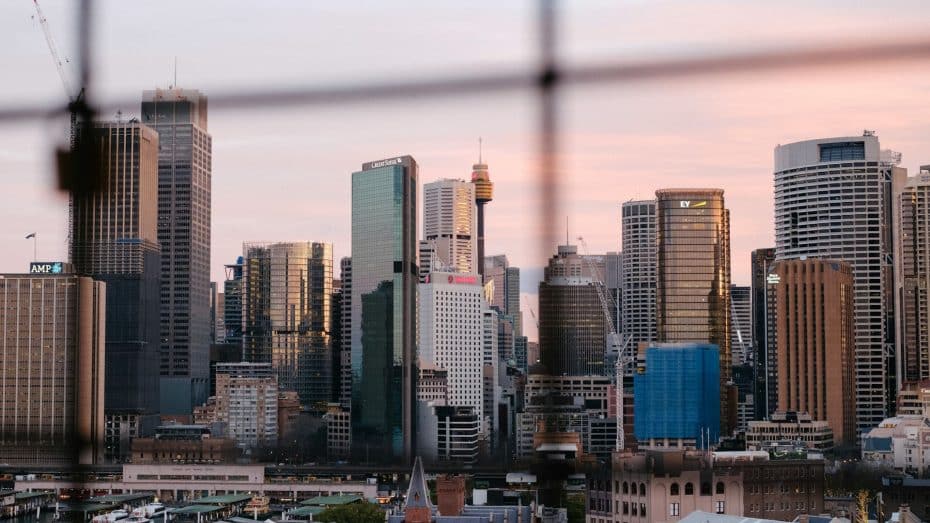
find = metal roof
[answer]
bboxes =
[194,494,254,505]
[299,494,364,506]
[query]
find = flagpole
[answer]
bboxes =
[33,234,37,261]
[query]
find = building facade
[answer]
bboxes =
[634,344,720,448]
[746,411,835,453]
[655,189,732,435]
[751,247,776,420]
[223,257,243,347]
[141,88,212,415]
[730,285,751,366]
[895,168,930,385]
[419,272,486,433]
[350,156,418,462]
[621,200,658,356]
[539,244,607,376]
[769,259,857,447]
[195,362,278,449]
[861,415,930,476]
[71,122,161,417]
[422,179,477,274]
[242,242,333,408]
[484,254,523,337]
[0,274,105,465]
[774,134,904,434]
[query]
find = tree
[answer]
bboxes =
[315,502,384,523]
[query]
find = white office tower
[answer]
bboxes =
[423,180,477,274]
[482,309,501,436]
[774,133,905,434]
[419,273,487,436]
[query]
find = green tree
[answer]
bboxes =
[566,493,586,523]
[315,502,385,523]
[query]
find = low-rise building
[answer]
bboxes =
[585,449,824,523]
[861,415,930,475]
[130,424,238,464]
[746,412,834,453]
[323,404,351,460]
[896,381,930,417]
[194,363,279,449]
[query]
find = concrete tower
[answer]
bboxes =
[471,141,493,282]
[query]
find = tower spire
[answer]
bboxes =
[478,136,483,163]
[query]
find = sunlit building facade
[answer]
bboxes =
[242,242,333,408]
[655,189,732,434]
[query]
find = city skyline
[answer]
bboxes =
[5,3,930,346]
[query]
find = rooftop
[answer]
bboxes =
[299,494,363,506]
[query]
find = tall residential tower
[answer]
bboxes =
[774,134,903,434]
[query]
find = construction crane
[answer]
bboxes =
[577,236,634,451]
[32,0,84,148]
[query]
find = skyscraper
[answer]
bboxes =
[0,273,106,465]
[751,247,776,420]
[620,200,657,353]
[471,155,493,282]
[655,189,731,434]
[894,168,930,385]
[484,255,523,337]
[339,257,352,409]
[419,272,486,435]
[422,179,476,274]
[538,244,607,376]
[774,134,903,433]
[70,122,161,416]
[769,259,857,447]
[351,156,418,462]
[141,88,212,415]
[242,242,333,408]
[223,257,244,348]
[730,285,752,366]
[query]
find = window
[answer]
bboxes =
[623,481,628,494]
[670,502,680,517]
[623,502,629,515]
[670,483,679,495]
[701,482,711,496]
[639,483,646,496]
[684,482,693,495]
[716,481,725,494]
[640,503,646,518]
[715,501,725,514]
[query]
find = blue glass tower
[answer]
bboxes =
[634,343,720,447]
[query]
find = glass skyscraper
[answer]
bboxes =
[655,189,732,435]
[141,88,212,415]
[242,242,333,409]
[351,156,418,462]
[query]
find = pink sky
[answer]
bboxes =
[3,1,930,341]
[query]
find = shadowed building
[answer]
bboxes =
[351,156,418,462]
[141,88,212,415]
[538,244,607,376]
[0,274,105,465]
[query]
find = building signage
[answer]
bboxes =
[366,157,404,170]
[679,200,707,208]
[30,262,64,274]
[766,273,780,285]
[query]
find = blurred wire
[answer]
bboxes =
[3,36,930,124]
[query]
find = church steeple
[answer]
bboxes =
[403,456,433,522]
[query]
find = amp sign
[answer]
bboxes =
[29,262,64,274]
